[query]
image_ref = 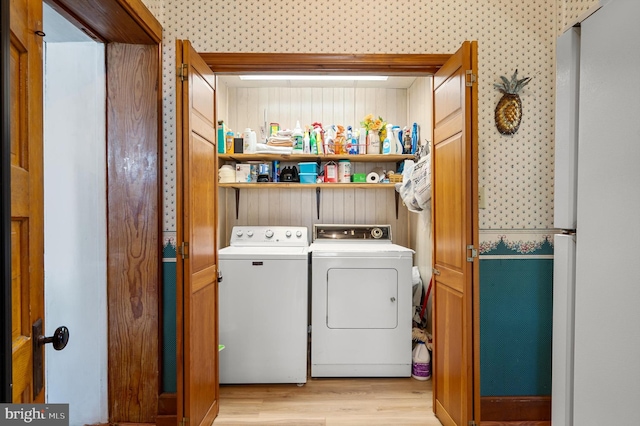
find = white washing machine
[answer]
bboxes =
[309,224,414,377]
[218,226,308,384]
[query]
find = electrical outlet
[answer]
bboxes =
[479,186,486,209]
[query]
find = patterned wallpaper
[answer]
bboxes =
[150,0,598,234]
[560,0,601,32]
[140,0,163,24]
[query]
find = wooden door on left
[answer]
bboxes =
[176,39,220,426]
[10,0,45,403]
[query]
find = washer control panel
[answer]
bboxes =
[230,226,309,246]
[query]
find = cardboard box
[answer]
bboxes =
[235,164,250,182]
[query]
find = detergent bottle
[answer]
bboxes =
[411,341,431,381]
[392,126,403,154]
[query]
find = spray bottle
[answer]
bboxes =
[310,130,317,155]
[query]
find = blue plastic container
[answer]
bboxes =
[298,162,318,174]
[299,173,318,184]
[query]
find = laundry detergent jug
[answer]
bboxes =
[411,341,431,381]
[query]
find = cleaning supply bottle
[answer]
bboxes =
[392,126,403,154]
[411,122,419,154]
[382,123,393,154]
[358,128,367,154]
[403,126,412,154]
[292,120,303,154]
[315,128,324,154]
[303,129,310,154]
[411,341,431,380]
[310,130,318,155]
[349,127,359,155]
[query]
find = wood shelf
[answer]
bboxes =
[218,153,406,220]
[218,182,397,189]
[218,153,414,163]
[221,182,401,220]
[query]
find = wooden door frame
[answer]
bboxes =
[200,50,480,424]
[200,52,450,75]
[1,0,11,403]
[2,0,163,418]
[44,1,162,421]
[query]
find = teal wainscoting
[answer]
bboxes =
[162,234,177,393]
[479,231,554,396]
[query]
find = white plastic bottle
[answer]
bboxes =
[358,127,367,154]
[411,341,431,380]
[292,120,303,154]
[392,126,403,154]
[243,128,256,153]
[303,130,310,154]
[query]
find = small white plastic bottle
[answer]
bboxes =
[303,130,310,154]
[411,341,431,380]
[292,120,304,154]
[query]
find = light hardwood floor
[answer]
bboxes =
[213,377,442,425]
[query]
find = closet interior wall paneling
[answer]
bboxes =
[406,76,434,331]
[216,82,433,248]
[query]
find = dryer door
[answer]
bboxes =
[327,268,398,329]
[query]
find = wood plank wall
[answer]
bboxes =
[106,43,159,423]
[406,76,434,330]
[220,185,409,247]
[217,84,430,248]
[224,86,408,140]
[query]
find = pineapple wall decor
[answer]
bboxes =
[494,70,531,135]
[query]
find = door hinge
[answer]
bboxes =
[469,421,477,426]
[178,63,188,81]
[466,70,477,86]
[180,417,189,426]
[432,268,441,276]
[467,244,478,262]
[178,242,189,259]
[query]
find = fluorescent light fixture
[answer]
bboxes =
[238,75,388,81]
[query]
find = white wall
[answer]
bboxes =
[43,6,108,424]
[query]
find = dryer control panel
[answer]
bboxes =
[313,224,392,242]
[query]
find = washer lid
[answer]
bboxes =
[219,245,309,260]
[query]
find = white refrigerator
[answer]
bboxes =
[552,1,640,425]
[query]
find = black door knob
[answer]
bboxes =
[39,326,69,350]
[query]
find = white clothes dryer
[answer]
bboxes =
[309,224,414,377]
[218,226,308,384]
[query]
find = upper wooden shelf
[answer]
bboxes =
[219,182,398,189]
[218,153,414,163]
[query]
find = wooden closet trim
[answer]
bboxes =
[44,0,162,44]
[200,53,451,75]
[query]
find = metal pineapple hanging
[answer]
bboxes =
[494,70,531,135]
